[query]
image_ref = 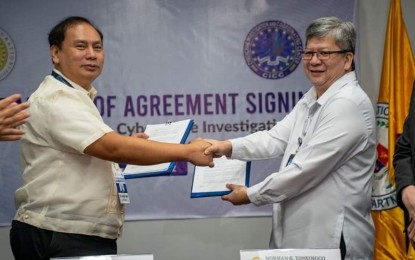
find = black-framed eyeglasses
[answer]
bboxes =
[300,50,353,60]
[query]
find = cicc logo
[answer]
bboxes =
[0,28,16,81]
[243,20,303,80]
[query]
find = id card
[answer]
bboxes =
[286,154,295,166]
[286,137,302,166]
[115,171,130,204]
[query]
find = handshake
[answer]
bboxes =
[186,138,233,168]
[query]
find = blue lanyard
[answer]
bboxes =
[51,71,74,88]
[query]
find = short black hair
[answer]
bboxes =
[48,16,103,48]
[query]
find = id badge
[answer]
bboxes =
[286,154,295,166]
[286,137,302,166]
[115,171,130,204]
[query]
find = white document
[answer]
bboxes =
[123,119,193,179]
[240,249,341,260]
[191,156,250,198]
[51,254,154,260]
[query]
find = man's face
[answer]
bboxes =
[302,36,353,97]
[51,22,104,90]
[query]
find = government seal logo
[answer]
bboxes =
[372,103,397,211]
[0,28,16,81]
[244,20,303,80]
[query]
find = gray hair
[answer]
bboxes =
[305,16,356,53]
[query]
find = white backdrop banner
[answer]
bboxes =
[0,0,357,225]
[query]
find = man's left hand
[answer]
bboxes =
[222,183,250,205]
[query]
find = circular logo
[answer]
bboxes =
[372,103,397,211]
[0,28,16,81]
[244,20,303,80]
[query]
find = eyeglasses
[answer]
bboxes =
[300,50,352,60]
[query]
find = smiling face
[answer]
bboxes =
[302,35,353,98]
[50,22,104,90]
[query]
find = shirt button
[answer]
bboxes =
[24,215,29,220]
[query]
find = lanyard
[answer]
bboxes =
[51,71,74,89]
[302,116,311,136]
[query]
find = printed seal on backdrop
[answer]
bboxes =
[244,20,303,80]
[0,28,16,81]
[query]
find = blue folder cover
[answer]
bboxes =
[123,119,194,179]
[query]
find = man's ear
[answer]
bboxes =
[344,52,354,71]
[50,45,59,65]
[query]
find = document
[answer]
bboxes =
[240,249,341,260]
[191,156,250,198]
[123,119,193,179]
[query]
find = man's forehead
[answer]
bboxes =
[306,36,336,47]
[64,24,102,42]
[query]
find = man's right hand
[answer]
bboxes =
[203,139,233,158]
